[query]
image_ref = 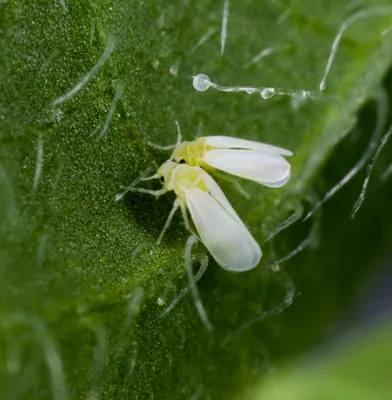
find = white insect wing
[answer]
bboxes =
[199,169,245,226]
[186,188,261,271]
[205,136,293,156]
[203,149,291,187]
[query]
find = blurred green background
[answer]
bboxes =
[1,1,392,399]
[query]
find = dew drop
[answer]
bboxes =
[260,88,275,99]
[193,74,211,92]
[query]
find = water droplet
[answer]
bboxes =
[260,88,275,99]
[193,74,211,92]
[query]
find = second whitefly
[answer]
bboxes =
[171,135,292,188]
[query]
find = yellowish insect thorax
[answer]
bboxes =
[173,138,208,166]
[169,164,208,203]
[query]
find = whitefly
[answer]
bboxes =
[149,124,293,189]
[116,161,262,272]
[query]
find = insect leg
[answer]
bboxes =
[147,121,182,153]
[156,198,180,244]
[168,121,183,161]
[146,142,177,151]
[115,167,155,200]
[115,187,167,202]
[179,200,198,236]
[140,174,159,181]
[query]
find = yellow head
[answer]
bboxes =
[172,138,207,166]
[157,160,177,186]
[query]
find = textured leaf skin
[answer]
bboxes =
[1,1,392,398]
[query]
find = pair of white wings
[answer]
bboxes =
[185,169,261,272]
[203,136,292,188]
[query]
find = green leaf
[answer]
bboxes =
[249,323,392,400]
[2,1,392,398]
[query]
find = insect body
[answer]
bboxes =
[119,161,261,271]
[172,136,292,188]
